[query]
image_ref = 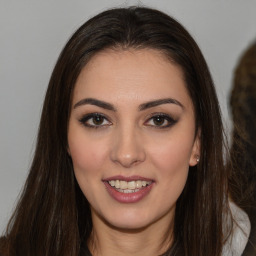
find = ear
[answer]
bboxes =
[189,130,201,166]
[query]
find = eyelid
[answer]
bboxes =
[78,112,177,129]
[144,112,177,128]
[79,112,112,128]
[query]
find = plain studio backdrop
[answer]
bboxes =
[0,0,256,234]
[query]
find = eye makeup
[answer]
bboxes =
[78,113,112,129]
[78,111,178,130]
[144,112,178,129]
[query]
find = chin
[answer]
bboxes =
[108,218,151,231]
[101,209,159,231]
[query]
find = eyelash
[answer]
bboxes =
[144,113,177,129]
[78,112,177,129]
[79,113,111,129]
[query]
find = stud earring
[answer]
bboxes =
[196,155,200,163]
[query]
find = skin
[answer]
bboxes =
[68,49,200,256]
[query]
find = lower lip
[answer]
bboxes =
[104,182,154,203]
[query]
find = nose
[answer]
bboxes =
[110,125,146,168]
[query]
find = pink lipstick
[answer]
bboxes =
[103,175,154,203]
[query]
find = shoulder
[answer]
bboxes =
[222,201,251,256]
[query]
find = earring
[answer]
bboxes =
[196,155,200,163]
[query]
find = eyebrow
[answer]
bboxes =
[73,97,183,111]
[74,98,116,111]
[139,98,184,111]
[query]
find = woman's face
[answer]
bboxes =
[68,49,200,230]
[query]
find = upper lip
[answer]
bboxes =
[103,175,154,182]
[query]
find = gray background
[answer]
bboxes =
[1,0,256,234]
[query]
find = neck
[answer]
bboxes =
[88,210,174,256]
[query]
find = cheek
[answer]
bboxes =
[68,131,108,178]
[148,134,194,193]
[68,133,109,203]
[149,135,194,171]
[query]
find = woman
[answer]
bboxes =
[0,7,250,256]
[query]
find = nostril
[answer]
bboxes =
[110,149,146,168]
[113,155,141,168]
[110,131,146,167]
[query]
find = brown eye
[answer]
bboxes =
[79,113,111,128]
[92,115,104,125]
[152,116,166,126]
[145,114,177,128]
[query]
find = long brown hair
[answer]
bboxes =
[0,7,229,256]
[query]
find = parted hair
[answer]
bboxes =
[0,7,230,256]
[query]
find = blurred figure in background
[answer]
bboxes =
[229,41,256,255]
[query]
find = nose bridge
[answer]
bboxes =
[110,122,145,168]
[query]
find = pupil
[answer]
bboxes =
[153,116,164,126]
[93,115,103,125]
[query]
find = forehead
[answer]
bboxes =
[72,48,193,109]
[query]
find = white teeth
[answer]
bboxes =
[136,180,142,188]
[108,180,152,192]
[141,181,147,187]
[115,180,120,189]
[128,181,136,190]
[117,188,140,193]
[120,180,128,189]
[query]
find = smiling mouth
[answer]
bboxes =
[107,180,152,193]
[103,176,154,203]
